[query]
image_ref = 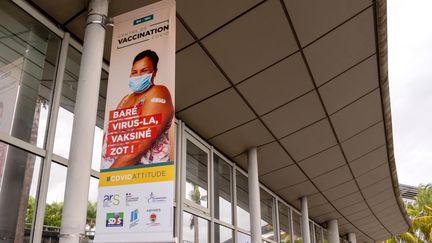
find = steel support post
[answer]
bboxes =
[59,0,108,242]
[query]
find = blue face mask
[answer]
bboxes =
[128,73,153,93]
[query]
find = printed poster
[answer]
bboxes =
[94,1,176,242]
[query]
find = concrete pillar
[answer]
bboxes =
[347,233,356,243]
[59,0,108,242]
[301,197,311,243]
[248,147,262,243]
[327,219,340,243]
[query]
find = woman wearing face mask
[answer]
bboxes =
[109,50,174,168]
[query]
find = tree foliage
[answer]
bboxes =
[26,196,97,229]
[385,184,432,243]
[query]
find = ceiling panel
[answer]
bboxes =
[339,201,368,217]
[356,163,391,189]
[330,89,383,141]
[361,178,393,199]
[312,165,353,191]
[323,179,358,202]
[307,193,328,208]
[304,8,375,85]
[202,0,298,82]
[108,0,159,17]
[232,141,294,173]
[281,119,337,161]
[260,164,307,191]
[349,145,387,177]
[298,145,345,178]
[278,180,318,202]
[177,88,255,139]
[370,200,394,214]
[256,142,294,175]
[176,18,194,51]
[314,211,342,223]
[262,91,325,138]
[331,191,363,209]
[309,203,334,217]
[177,0,261,38]
[175,44,231,111]
[29,0,85,24]
[65,11,86,41]
[283,0,372,46]
[237,52,313,115]
[365,188,395,207]
[341,122,386,162]
[348,209,372,222]
[208,119,274,157]
[318,55,379,112]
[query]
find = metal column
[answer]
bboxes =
[327,219,340,243]
[301,197,311,243]
[31,32,70,243]
[59,0,108,242]
[347,232,356,243]
[247,147,262,243]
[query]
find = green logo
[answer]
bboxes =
[133,15,154,25]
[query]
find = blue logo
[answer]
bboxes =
[130,209,139,228]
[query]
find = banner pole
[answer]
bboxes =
[59,0,108,242]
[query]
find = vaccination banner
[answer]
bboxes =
[94,1,176,242]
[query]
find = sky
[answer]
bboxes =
[387,0,432,186]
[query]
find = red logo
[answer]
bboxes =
[150,213,157,222]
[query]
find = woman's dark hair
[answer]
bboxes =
[132,49,159,69]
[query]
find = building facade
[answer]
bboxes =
[0,0,409,242]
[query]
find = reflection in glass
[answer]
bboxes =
[214,224,233,243]
[310,221,315,243]
[185,140,208,208]
[214,155,232,224]
[86,177,98,240]
[323,229,329,243]
[52,46,107,172]
[237,231,251,243]
[0,142,41,242]
[236,172,250,230]
[292,211,302,243]
[44,162,67,228]
[182,211,209,243]
[279,202,292,243]
[315,224,323,243]
[260,189,275,241]
[0,0,60,148]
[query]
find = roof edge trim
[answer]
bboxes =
[374,0,411,232]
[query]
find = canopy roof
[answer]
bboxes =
[27,0,410,241]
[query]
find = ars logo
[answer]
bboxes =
[103,194,120,207]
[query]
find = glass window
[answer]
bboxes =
[323,230,329,243]
[315,225,323,243]
[52,46,107,172]
[278,202,291,243]
[310,221,315,243]
[185,139,208,208]
[292,211,302,243]
[237,231,251,243]
[214,224,233,243]
[0,142,42,241]
[182,211,209,243]
[44,162,67,232]
[236,171,250,231]
[213,154,232,224]
[0,0,61,148]
[260,189,275,241]
[85,177,98,240]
